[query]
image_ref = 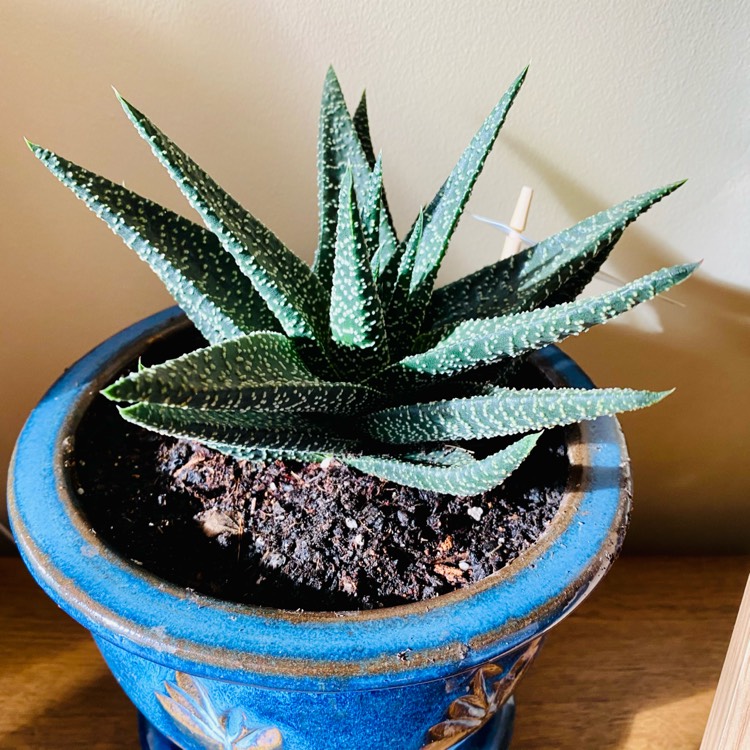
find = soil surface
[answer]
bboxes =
[69,329,569,611]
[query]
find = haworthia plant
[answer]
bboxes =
[28,67,696,496]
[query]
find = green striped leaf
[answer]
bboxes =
[104,333,382,413]
[395,210,423,299]
[119,403,357,462]
[28,144,276,343]
[353,90,377,169]
[314,68,397,291]
[364,386,670,444]
[354,90,399,250]
[372,233,404,304]
[345,433,541,495]
[115,92,329,350]
[428,182,685,328]
[362,155,384,258]
[384,209,424,357]
[329,170,388,361]
[407,68,527,304]
[379,263,697,385]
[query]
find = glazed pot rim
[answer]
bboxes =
[8,307,631,690]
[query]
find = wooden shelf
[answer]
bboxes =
[1,556,747,749]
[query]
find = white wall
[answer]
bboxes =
[2,0,748,551]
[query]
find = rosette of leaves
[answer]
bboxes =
[28,67,696,496]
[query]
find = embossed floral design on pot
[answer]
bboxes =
[157,672,283,749]
[422,638,542,749]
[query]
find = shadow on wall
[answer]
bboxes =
[505,134,750,553]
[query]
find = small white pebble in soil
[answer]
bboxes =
[76,487,85,495]
[467,506,484,521]
[345,518,357,529]
[458,561,471,571]
[352,534,364,547]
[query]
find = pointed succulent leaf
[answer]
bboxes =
[428,182,685,328]
[364,386,671,444]
[354,91,399,247]
[407,68,528,302]
[353,91,377,169]
[314,68,396,289]
[540,182,686,308]
[28,144,276,343]
[115,93,329,349]
[329,170,388,357]
[120,403,358,462]
[371,197,401,294]
[379,263,697,385]
[372,232,404,304]
[384,209,425,356]
[103,333,382,413]
[362,155,384,257]
[345,433,541,495]
[389,209,423,311]
[368,162,400,295]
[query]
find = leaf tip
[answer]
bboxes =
[637,388,675,408]
[113,88,139,121]
[661,178,688,196]
[325,65,340,84]
[101,380,124,402]
[117,402,145,423]
[522,430,543,447]
[112,86,133,114]
[679,260,702,278]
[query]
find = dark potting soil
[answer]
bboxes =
[69,329,569,612]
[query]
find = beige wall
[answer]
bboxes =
[1,1,748,551]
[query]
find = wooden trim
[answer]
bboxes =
[701,574,750,749]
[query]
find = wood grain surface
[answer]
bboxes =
[1,556,747,749]
[700,574,750,749]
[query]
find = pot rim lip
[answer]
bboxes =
[8,307,631,686]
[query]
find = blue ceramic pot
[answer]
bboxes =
[8,308,631,750]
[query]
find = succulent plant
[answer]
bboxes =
[28,67,696,495]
